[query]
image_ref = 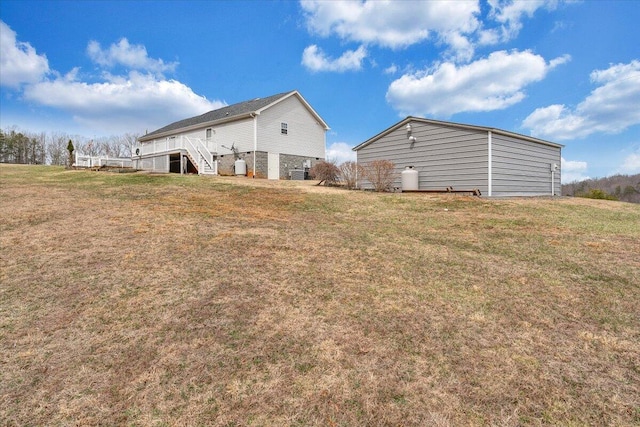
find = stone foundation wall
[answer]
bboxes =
[279,154,322,179]
[215,151,323,179]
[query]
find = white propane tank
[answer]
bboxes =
[401,166,419,191]
[235,159,247,176]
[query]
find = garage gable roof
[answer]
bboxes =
[140,90,329,141]
[352,116,563,151]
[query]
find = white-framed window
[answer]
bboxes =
[206,128,212,139]
[281,122,288,135]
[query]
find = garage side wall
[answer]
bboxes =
[492,134,561,196]
[357,121,488,192]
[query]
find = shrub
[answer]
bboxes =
[309,160,340,186]
[67,139,74,167]
[361,160,396,192]
[577,188,618,201]
[339,161,361,190]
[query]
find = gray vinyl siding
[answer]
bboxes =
[357,120,488,192]
[492,134,561,196]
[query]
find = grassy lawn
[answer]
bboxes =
[1,164,639,426]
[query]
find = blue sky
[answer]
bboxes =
[1,0,638,182]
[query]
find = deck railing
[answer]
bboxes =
[134,136,217,174]
[75,154,133,168]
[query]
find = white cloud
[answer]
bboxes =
[300,0,479,59]
[561,157,590,183]
[325,141,356,164]
[384,64,398,75]
[302,44,367,72]
[523,60,640,140]
[619,151,640,174]
[1,28,224,135]
[302,0,477,48]
[386,50,569,117]
[0,20,49,87]
[87,38,178,75]
[300,0,571,66]
[23,70,225,134]
[485,0,560,43]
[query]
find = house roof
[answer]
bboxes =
[352,116,563,151]
[139,90,329,142]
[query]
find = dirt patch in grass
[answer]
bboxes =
[1,164,639,426]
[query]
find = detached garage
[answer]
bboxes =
[353,116,563,197]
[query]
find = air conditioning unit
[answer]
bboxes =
[291,169,305,180]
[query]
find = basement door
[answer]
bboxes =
[268,152,280,180]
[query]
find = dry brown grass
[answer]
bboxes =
[1,164,639,426]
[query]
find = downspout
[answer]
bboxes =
[487,131,493,197]
[252,113,257,178]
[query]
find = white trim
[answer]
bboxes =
[256,90,330,131]
[253,113,258,178]
[353,116,563,152]
[139,113,254,142]
[488,130,493,197]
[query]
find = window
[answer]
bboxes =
[206,128,212,139]
[281,122,288,135]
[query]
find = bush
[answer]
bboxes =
[339,161,361,190]
[309,160,340,186]
[360,160,396,192]
[577,189,618,201]
[67,139,74,167]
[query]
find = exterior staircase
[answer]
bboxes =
[135,135,217,175]
[183,136,217,175]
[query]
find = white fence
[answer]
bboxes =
[75,154,133,168]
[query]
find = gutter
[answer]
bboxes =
[139,112,256,143]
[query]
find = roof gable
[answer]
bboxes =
[353,116,563,151]
[140,90,328,141]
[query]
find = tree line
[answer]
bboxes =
[0,127,139,166]
[562,173,640,204]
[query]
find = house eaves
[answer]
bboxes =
[256,90,330,131]
[352,116,563,151]
[139,91,293,142]
[139,90,330,142]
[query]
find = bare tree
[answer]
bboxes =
[360,160,396,192]
[563,173,640,204]
[2,127,142,165]
[309,160,340,186]
[47,133,70,165]
[122,133,138,157]
[31,132,47,164]
[339,161,361,190]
